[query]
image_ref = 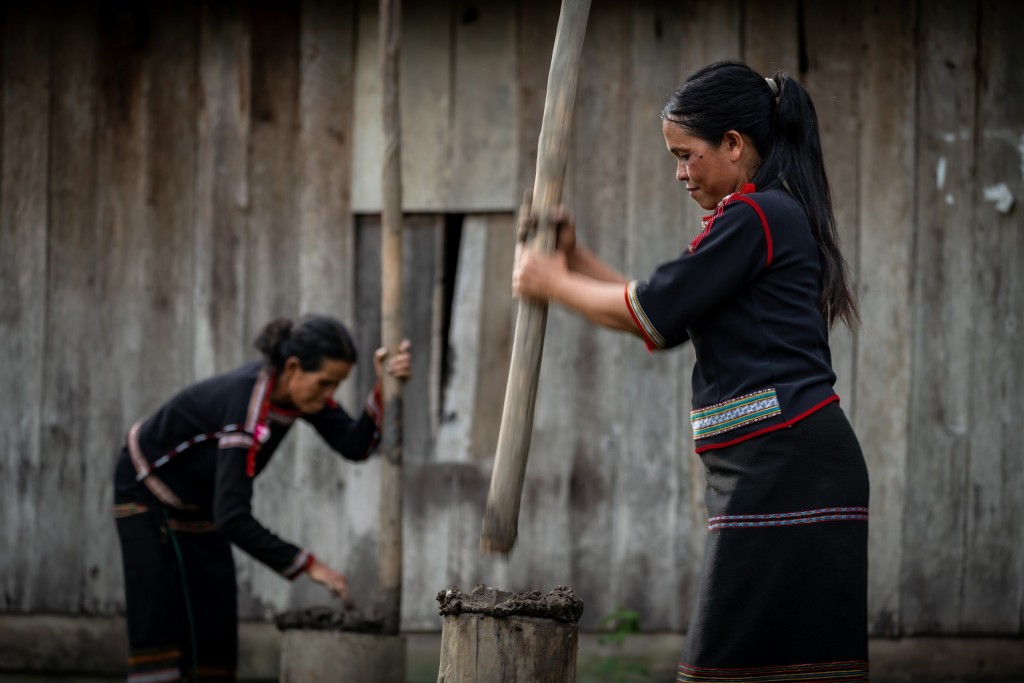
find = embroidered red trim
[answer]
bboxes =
[687,184,764,257]
[246,374,275,477]
[730,194,773,266]
[624,284,658,352]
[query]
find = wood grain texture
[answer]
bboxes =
[48,2,109,614]
[352,214,445,625]
[378,0,405,633]
[904,0,970,636]
[0,0,1020,641]
[238,0,301,619]
[350,0,451,213]
[447,1,518,211]
[614,0,701,632]
[437,613,577,682]
[855,0,916,637]
[40,4,97,612]
[194,1,251,379]
[481,0,592,554]
[960,0,1024,632]
[0,3,50,612]
[89,0,152,615]
[742,0,799,75]
[433,214,515,466]
[801,1,862,412]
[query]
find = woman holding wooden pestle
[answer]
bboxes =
[112,314,411,682]
[514,60,868,680]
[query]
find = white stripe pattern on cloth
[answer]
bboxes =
[283,549,310,578]
[626,280,666,348]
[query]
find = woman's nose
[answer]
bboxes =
[676,159,688,182]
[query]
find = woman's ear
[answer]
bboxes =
[723,130,744,161]
[280,356,301,379]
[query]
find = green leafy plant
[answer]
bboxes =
[593,603,650,682]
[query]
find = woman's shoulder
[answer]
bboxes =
[732,187,810,232]
[734,186,799,211]
[181,359,266,401]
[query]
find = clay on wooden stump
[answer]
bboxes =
[276,607,406,683]
[436,584,584,682]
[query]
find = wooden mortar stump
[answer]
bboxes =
[436,584,583,682]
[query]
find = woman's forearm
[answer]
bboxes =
[548,270,639,335]
[567,244,629,284]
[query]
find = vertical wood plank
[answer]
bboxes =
[246,1,299,327]
[45,1,102,614]
[741,0,799,75]
[681,0,743,71]
[801,2,862,415]
[351,0,452,213]
[194,1,251,379]
[904,0,971,636]
[91,1,147,615]
[350,0,381,212]
[238,0,301,619]
[0,4,49,612]
[435,214,515,463]
[297,0,355,329]
[398,0,451,211]
[856,0,918,638]
[267,0,364,615]
[37,3,93,610]
[548,0,631,630]
[436,218,487,462]
[401,462,489,630]
[351,214,445,622]
[961,0,1024,633]
[469,216,517,464]
[143,2,198,391]
[610,0,697,631]
[103,0,201,612]
[799,1,866,635]
[447,1,517,211]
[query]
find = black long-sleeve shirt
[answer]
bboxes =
[626,184,838,453]
[121,360,381,578]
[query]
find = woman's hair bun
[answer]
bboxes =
[254,318,293,366]
[254,314,358,371]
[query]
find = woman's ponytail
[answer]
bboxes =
[763,70,859,330]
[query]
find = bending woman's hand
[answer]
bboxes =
[373,339,412,384]
[307,558,355,608]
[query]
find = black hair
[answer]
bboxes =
[661,59,858,330]
[254,314,358,371]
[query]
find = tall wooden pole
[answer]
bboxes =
[480,0,591,554]
[377,0,403,635]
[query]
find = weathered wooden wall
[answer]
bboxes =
[0,0,1021,640]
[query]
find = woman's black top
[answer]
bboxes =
[625,184,838,453]
[120,360,381,578]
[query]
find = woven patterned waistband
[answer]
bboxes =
[690,387,781,439]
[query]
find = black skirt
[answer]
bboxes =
[678,402,869,682]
